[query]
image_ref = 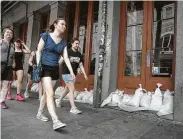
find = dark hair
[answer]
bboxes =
[71,38,80,44]
[15,38,23,49]
[48,18,66,32]
[2,27,14,42]
[15,38,22,43]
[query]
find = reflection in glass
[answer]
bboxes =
[125,51,142,76]
[124,1,143,76]
[152,2,175,77]
[79,1,89,61]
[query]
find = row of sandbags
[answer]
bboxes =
[101,83,174,116]
[55,87,93,105]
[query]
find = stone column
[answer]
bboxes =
[174,1,183,123]
[93,1,107,108]
[21,12,41,89]
[101,1,121,101]
[49,1,67,25]
[93,1,121,107]
[26,12,41,51]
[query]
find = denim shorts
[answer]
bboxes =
[62,74,76,83]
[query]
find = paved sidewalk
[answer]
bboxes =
[1,89,183,139]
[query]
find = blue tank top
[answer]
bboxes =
[41,33,67,67]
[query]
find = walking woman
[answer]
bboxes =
[7,39,31,101]
[36,18,75,130]
[55,38,88,114]
[0,27,15,109]
[24,50,43,99]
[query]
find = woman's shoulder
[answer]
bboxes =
[40,32,49,41]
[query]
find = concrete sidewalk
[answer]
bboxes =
[1,89,183,139]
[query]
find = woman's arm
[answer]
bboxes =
[22,42,31,54]
[58,56,64,65]
[79,62,88,80]
[36,38,44,66]
[12,56,16,68]
[29,51,35,66]
[63,47,75,78]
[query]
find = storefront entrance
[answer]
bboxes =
[63,1,99,91]
[118,1,176,93]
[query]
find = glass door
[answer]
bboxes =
[118,1,148,93]
[146,1,175,91]
[65,1,99,91]
[118,1,176,92]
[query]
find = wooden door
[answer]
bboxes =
[145,1,176,91]
[118,1,176,93]
[118,1,148,93]
[62,1,99,91]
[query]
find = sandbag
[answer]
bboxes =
[140,91,152,108]
[149,83,163,111]
[88,95,93,104]
[31,83,38,92]
[100,93,113,107]
[128,84,143,107]
[83,90,93,103]
[108,91,123,106]
[76,91,86,100]
[121,94,133,105]
[55,86,65,97]
[157,89,174,116]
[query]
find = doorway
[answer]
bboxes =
[63,1,99,91]
[118,1,176,93]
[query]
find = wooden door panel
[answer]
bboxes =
[118,1,176,92]
[118,1,148,93]
[146,78,173,91]
[75,75,94,91]
[145,1,176,91]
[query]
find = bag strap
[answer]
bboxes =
[5,42,12,66]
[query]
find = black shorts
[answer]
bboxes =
[1,66,13,81]
[12,66,23,71]
[41,65,59,80]
[27,66,33,74]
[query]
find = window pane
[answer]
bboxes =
[78,1,89,65]
[124,1,144,77]
[152,1,175,77]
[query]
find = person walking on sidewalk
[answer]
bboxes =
[36,18,75,130]
[7,39,31,101]
[0,27,15,109]
[24,50,43,99]
[55,38,88,114]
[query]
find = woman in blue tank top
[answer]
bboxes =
[36,18,75,130]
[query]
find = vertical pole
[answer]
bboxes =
[94,1,107,108]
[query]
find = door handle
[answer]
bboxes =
[146,50,150,67]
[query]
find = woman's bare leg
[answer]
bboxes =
[0,81,10,109]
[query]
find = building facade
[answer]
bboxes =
[1,1,183,123]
